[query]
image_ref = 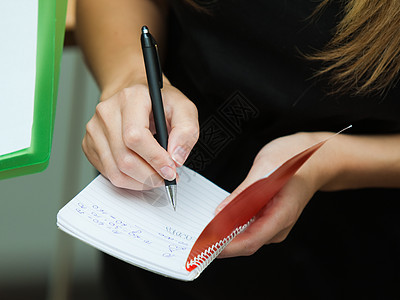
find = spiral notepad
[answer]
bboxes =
[57,139,326,281]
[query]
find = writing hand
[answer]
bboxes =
[82,78,199,190]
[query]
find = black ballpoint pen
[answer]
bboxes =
[141,25,177,210]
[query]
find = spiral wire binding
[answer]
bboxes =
[187,218,255,274]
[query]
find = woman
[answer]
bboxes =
[76,0,400,298]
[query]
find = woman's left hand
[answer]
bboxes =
[216,131,339,258]
[216,129,400,258]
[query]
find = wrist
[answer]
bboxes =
[100,70,147,101]
[294,132,346,192]
[311,133,400,191]
[100,71,171,102]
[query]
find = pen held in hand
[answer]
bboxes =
[141,25,177,211]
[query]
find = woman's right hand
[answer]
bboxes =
[82,78,199,190]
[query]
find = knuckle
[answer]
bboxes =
[184,102,199,136]
[177,122,199,147]
[81,137,88,153]
[120,87,137,104]
[284,204,300,228]
[275,218,294,239]
[120,87,134,99]
[95,102,114,126]
[146,152,165,168]
[85,119,96,136]
[274,234,288,244]
[184,99,198,114]
[240,239,260,256]
[121,85,149,103]
[123,127,145,147]
[115,153,135,173]
[186,122,200,141]
[95,101,108,118]
[286,214,297,229]
[108,172,126,188]
[135,84,150,95]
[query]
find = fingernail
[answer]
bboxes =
[172,146,189,166]
[160,166,176,181]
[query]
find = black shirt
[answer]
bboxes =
[165,0,400,191]
[103,1,400,299]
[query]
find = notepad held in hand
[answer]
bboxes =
[57,140,326,281]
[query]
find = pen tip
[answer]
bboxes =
[165,185,177,211]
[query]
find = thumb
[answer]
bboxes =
[168,120,199,166]
[166,93,199,166]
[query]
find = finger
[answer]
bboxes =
[219,184,297,258]
[119,93,177,181]
[85,114,156,190]
[95,98,166,186]
[218,201,280,258]
[220,225,291,258]
[107,140,165,189]
[219,176,308,258]
[105,115,165,187]
[101,149,157,191]
[82,134,104,173]
[165,93,199,166]
[268,227,292,244]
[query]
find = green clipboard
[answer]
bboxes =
[0,0,68,180]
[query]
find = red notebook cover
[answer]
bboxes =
[186,140,326,272]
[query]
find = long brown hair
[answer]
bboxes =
[310,0,400,96]
[184,0,400,96]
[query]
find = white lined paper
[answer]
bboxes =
[57,166,229,281]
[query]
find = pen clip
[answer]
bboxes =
[152,38,163,89]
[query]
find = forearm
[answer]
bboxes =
[310,132,400,191]
[76,0,168,99]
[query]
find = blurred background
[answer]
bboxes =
[0,1,105,299]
